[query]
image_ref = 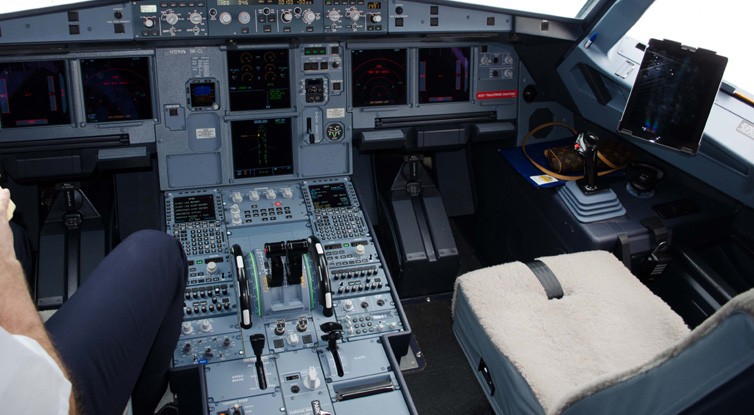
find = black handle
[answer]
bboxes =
[250,334,267,390]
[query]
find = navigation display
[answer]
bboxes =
[173,195,216,223]
[419,47,470,103]
[618,39,727,154]
[232,118,294,179]
[81,57,154,123]
[309,183,351,209]
[351,49,407,107]
[227,49,291,111]
[0,60,70,128]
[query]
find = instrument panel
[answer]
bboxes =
[0,2,524,413]
[0,41,519,184]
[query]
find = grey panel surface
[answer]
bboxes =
[167,153,222,188]
[299,142,351,177]
[0,3,133,45]
[388,1,512,33]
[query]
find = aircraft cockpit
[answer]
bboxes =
[1,0,753,414]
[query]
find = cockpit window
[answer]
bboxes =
[446,0,601,19]
[627,0,754,94]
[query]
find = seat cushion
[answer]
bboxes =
[452,250,689,414]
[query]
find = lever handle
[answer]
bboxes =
[308,235,333,317]
[250,334,268,390]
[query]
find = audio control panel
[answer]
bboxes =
[165,177,414,414]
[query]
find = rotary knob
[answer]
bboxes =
[302,9,316,24]
[281,11,293,23]
[206,261,218,275]
[265,189,277,200]
[165,12,179,26]
[354,244,366,256]
[349,10,361,21]
[238,11,251,24]
[328,9,341,22]
[231,192,243,203]
[181,322,194,335]
[230,204,241,215]
[281,187,293,199]
[144,18,155,28]
[343,299,354,311]
[189,12,203,25]
[200,319,213,332]
[303,366,321,390]
[219,11,232,24]
[370,13,382,23]
[248,190,260,201]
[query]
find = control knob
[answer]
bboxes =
[143,18,155,28]
[281,11,293,23]
[182,342,192,353]
[165,12,180,26]
[230,204,241,215]
[200,319,213,332]
[328,9,341,22]
[349,10,361,21]
[206,261,218,275]
[354,244,366,256]
[370,13,382,23]
[343,299,354,311]
[231,191,243,203]
[189,12,203,25]
[238,11,251,24]
[303,366,321,390]
[248,190,260,201]
[281,187,293,199]
[302,9,316,24]
[287,332,300,346]
[219,11,232,25]
[181,322,194,335]
[265,189,277,200]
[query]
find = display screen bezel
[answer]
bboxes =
[0,59,71,129]
[79,56,155,124]
[618,39,728,155]
[231,117,295,179]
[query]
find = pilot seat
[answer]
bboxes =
[452,250,754,414]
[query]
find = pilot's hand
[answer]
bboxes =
[0,188,16,264]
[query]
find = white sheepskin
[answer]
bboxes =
[453,250,690,414]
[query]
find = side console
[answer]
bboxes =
[165,177,414,415]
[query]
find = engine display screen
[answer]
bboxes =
[351,49,407,107]
[232,118,294,179]
[80,57,154,123]
[0,60,70,128]
[309,183,351,209]
[618,39,727,154]
[173,195,216,223]
[419,47,470,103]
[227,49,291,111]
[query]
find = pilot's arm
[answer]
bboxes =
[0,188,78,414]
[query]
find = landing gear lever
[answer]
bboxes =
[320,322,345,377]
[250,334,268,390]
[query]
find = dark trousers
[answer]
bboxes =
[44,230,188,415]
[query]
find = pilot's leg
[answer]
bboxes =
[45,229,188,415]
